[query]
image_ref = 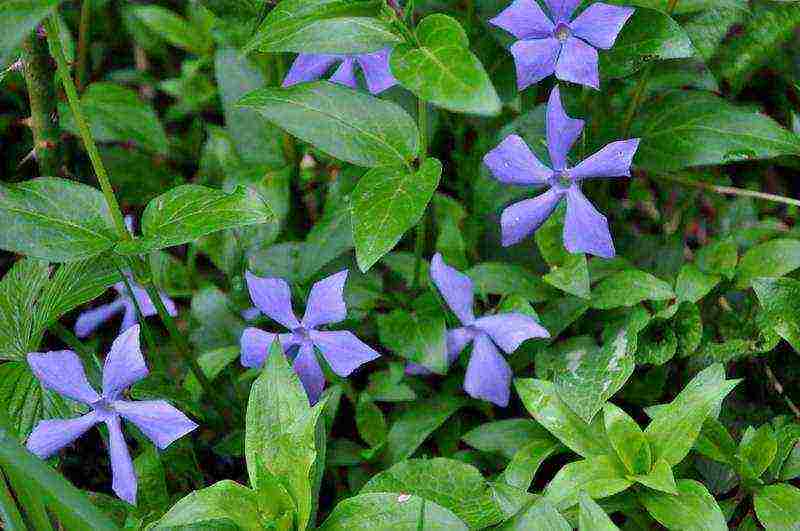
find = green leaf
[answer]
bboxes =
[467,263,554,303]
[695,417,738,465]
[738,424,778,480]
[754,483,800,531]
[515,379,613,459]
[644,364,740,466]
[351,158,442,271]
[499,439,564,491]
[605,0,740,15]
[60,82,168,155]
[543,253,591,300]
[245,0,400,54]
[675,263,721,303]
[299,200,354,281]
[355,395,387,448]
[384,395,464,464]
[554,327,635,423]
[603,403,651,475]
[578,491,619,531]
[634,458,678,494]
[377,308,447,374]
[183,346,240,401]
[0,178,117,262]
[130,5,212,55]
[591,270,674,309]
[0,361,74,439]
[683,2,748,61]
[318,492,468,530]
[239,82,419,168]
[632,91,800,172]
[752,278,800,353]
[544,455,632,510]
[601,8,694,78]
[0,0,60,68]
[433,193,467,270]
[737,238,800,288]
[640,479,726,531]
[496,496,570,531]
[362,458,506,529]
[116,184,276,254]
[390,14,500,116]
[696,237,738,280]
[462,419,555,460]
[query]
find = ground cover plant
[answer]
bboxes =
[1,0,800,528]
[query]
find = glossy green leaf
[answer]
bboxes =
[319,492,467,530]
[737,238,800,288]
[694,417,738,465]
[544,455,632,510]
[603,403,651,475]
[640,479,726,531]
[496,496,570,531]
[578,491,619,531]
[0,0,60,68]
[116,184,276,254]
[754,483,800,530]
[543,253,590,300]
[634,458,678,494]
[351,158,442,271]
[377,308,447,374]
[384,395,464,464]
[499,439,564,491]
[675,263,721,303]
[390,14,500,116]
[632,91,800,172]
[239,82,419,167]
[591,270,674,309]
[738,424,778,480]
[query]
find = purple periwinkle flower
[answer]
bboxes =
[282,48,397,94]
[490,0,634,90]
[241,270,380,404]
[484,86,639,258]
[411,253,550,407]
[26,326,197,505]
[74,275,177,338]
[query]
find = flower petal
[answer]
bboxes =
[26,412,99,459]
[310,330,380,377]
[75,299,126,338]
[545,0,581,22]
[28,350,100,404]
[546,86,584,170]
[245,271,300,330]
[555,36,599,89]
[484,134,552,186]
[474,313,550,353]
[282,54,340,87]
[106,416,137,505]
[113,400,197,449]
[430,253,475,325]
[489,0,554,40]
[293,343,326,405]
[119,301,138,334]
[464,334,512,407]
[329,58,358,89]
[510,37,560,91]
[241,327,277,368]
[570,139,640,181]
[447,327,477,363]
[302,270,348,329]
[564,187,615,258]
[500,187,564,246]
[101,325,147,400]
[356,49,397,94]
[570,3,634,50]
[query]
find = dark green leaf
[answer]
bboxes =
[462,419,554,460]
[384,396,464,464]
[377,308,447,374]
[496,496,570,531]
[737,238,800,288]
[675,264,720,303]
[319,492,468,530]
[467,263,554,303]
[640,479,726,531]
[738,424,778,480]
[0,0,60,68]
[591,270,674,309]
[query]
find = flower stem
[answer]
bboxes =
[44,14,129,241]
[412,97,428,290]
[21,32,61,176]
[76,0,91,91]
[653,173,800,207]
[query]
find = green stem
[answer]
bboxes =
[412,98,428,290]
[0,470,26,531]
[21,33,61,176]
[653,173,800,207]
[44,15,128,240]
[76,0,91,92]
[118,271,159,356]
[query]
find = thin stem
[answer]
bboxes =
[44,15,129,240]
[412,98,428,290]
[764,363,800,419]
[76,0,91,92]
[653,173,800,207]
[21,33,61,176]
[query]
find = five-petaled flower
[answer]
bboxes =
[409,253,550,407]
[490,0,634,90]
[283,49,397,94]
[241,269,380,404]
[26,326,197,505]
[484,86,639,258]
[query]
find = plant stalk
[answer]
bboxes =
[21,32,61,176]
[412,97,428,290]
[653,173,800,207]
[76,0,91,91]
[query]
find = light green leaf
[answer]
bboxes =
[384,396,464,464]
[351,158,442,271]
[319,492,467,530]
[676,263,721,303]
[639,479,727,531]
[362,458,506,529]
[601,8,694,78]
[390,14,500,116]
[116,184,276,254]
[644,364,740,466]
[0,178,117,262]
[245,0,400,54]
[737,238,800,288]
[239,81,419,168]
[0,0,61,68]
[183,346,240,401]
[467,263,554,303]
[754,483,800,531]
[130,5,212,55]
[496,496,570,531]
[632,91,800,172]
[515,379,613,459]
[543,253,590,300]
[591,270,674,309]
[694,417,738,465]
[738,424,778,480]
[377,308,447,374]
[544,455,632,510]
[634,458,678,494]
[578,491,619,531]
[603,403,651,475]
[499,439,563,491]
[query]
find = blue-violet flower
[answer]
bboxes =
[283,49,397,94]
